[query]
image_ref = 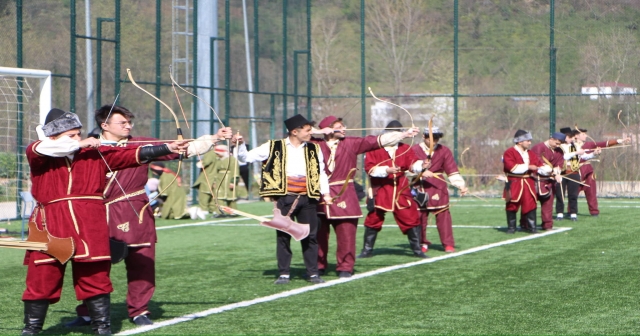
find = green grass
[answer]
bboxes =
[1,199,640,335]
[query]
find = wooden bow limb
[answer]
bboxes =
[559,174,590,187]
[584,145,631,151]
[459,147,470,169]
[168,68,225,215]
[232,131,240,200]
[432,175,487,202]
[168,69,233,214]
[127,68,185,221]
[329,168,358,203]
[367,87,416,167]
[343,127,406,131]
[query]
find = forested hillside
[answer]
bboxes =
[1,0,639,178]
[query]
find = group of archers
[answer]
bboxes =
[16,104,629,335]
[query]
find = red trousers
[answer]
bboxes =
[580,172,599,215]
[317,217,358,273]
[364,206,419,234]
[418,209,454,248]
[22,252,112,303]
[539,188,555,230]
[77,244,155,318]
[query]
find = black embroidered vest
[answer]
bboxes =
[259,139,321,199]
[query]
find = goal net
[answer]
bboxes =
[0,67,51,222]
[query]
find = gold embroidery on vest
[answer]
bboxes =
[262,145,283,190]
[307,147,320,196]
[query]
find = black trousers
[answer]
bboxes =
[239,164,250,195]
[555,172,580,215]
[275,194,319,276]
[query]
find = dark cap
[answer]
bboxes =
[559,127,573,135]
[318,116,342,129]
[551,132,566,142]
[385,120,403,131]
[284,114,314,133]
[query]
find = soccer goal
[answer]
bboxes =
[0,66,51,223]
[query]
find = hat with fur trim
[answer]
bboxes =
[513,129,533,143]
[41,108,83,137]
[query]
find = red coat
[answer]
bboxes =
[579,140,616,178]
[530,142,563,198]
[313,136,381,219]
[103,136,178,246]
[411,143,459,210]
[502,146,541,204]
[365,143,420,212]
[25,141,143,264]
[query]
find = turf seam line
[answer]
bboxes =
[116,227,572,335]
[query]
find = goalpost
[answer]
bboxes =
[0,66,52,223]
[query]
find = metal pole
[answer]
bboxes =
[155,0,162,138]
[453,0,459,164]
[85,0,95,129]
[549,0,557,136]
[282,0,288,136]
[224,0,230,126]
[360,0,366,184]
[16,0,24,226]
[192,0,199,203]
[293,51,299,117]
[241,0,258,157]
[253,0,259,92]
[96,19,103,108]
[306,0,312,119]
[212,0,220,132]
[70,0,77,112]
[114,0,121,96]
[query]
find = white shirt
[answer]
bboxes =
[237,138,330,195]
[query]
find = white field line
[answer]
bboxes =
[159,222,507,229]
[117,227,572,335]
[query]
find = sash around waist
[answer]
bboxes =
[40,194,104,205]
[105,189,147,205]
[506,173,530,178]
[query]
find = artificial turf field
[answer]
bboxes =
[1,198,639,335]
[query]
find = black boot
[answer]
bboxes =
[506,211,517,234]
[85,294,111,335]
[407,226,428,258]
[526,211,538,233]
[22,300,49,335]
[357,227,378,258]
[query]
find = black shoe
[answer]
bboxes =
[274,276,290,285]
[413,251,429,258]
[213,213,228,218]
[307,275,325,284]
[337,271,352,278]
[132,314,153,326]
[357,250,373,258]
[591,214,599,217]
[65,316,91,327]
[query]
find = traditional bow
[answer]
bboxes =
[127,68,185,222]
[168,71,233,216]
[367,87,416,168]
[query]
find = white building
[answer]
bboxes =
[581,82,637,100]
